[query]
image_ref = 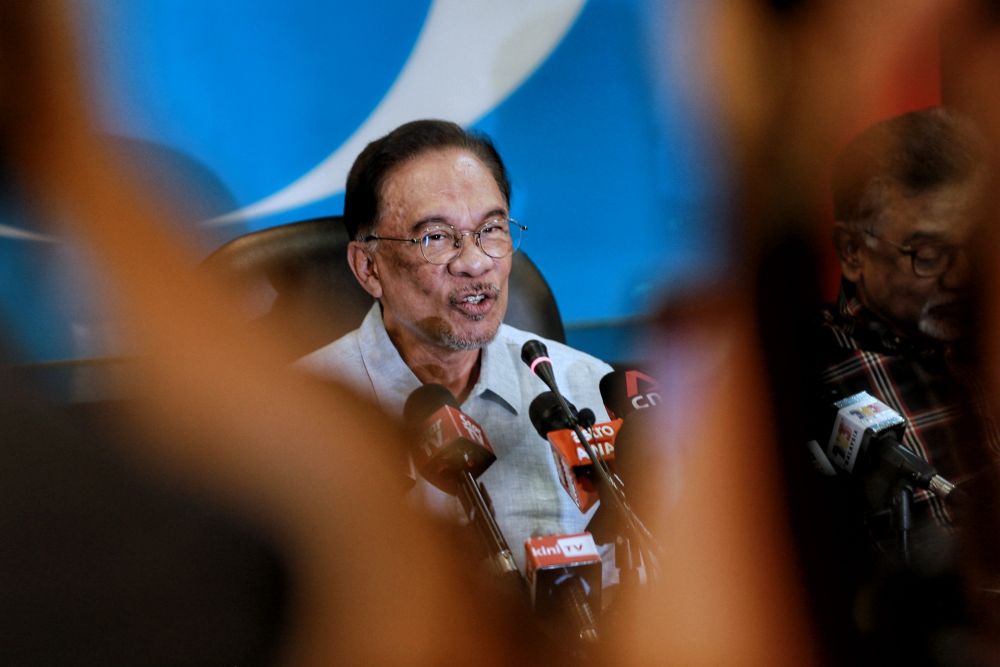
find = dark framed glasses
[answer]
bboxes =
[863,230,964,278]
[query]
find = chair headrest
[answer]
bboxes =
[203,216,565,359]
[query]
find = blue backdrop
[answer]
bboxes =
[2,0,724,363]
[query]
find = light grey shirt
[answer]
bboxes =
[297,304,615,574]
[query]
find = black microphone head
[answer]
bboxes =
[403,383,458,427]
[528,391,578,439]
[521,339,549,367]
[599,370,628,420]
[521,339,559,392]
[404,384,496,493]
[599,368,660,420]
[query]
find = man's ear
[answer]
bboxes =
[347,241,383,299]
[832,222,864,282]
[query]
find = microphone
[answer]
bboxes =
[521,339,560,393]
[584,408,656,560]
[403,384,520,577]
[819,390,956,498]
[403,383,496,494]
[521,341,664,583]
[521,339,615,487]
[525,532,602,645]
[603,408,655,510]
[596,368,660,513]
[529,391,621,513]
[599,369,661,420]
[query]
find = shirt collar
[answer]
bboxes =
[357,304,422,418]
[359,304,522,415]
[469,326,522,415]
[835,280,944,357]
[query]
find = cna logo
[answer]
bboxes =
[625,369,661,410]
[624,369,658,397]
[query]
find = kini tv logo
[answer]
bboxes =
[527,533,599,563]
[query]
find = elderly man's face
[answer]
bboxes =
[358,147,512,357]
[845,180,979,342]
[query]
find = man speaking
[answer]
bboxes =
[297,120,613,575]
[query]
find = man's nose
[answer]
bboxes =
[940,247,971,290]
[448,233,493,276]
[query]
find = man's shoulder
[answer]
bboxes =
[813,301,863,352]
[294,327,364,377]
[294,304,383,376]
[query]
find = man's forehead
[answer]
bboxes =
[377,148,506,231]
[880,180,982,242]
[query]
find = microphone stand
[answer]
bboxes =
[892,483,913,566]
[584,475,644,599]
[457,467,521,579]
[521,340,663,587]
[617,532,643,593]
[548,389,663,584]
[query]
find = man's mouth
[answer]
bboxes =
[925,300,963,318]
[449,284,501,317]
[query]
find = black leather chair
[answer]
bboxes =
[203,216,565,359]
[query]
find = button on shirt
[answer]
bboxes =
[296,304,615,574]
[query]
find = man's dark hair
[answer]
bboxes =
[832,107,986,230]
[342,119,511,240]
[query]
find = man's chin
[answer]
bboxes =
[918,316,963,342]
[439,337,489,351]
[919,299,971,342]
[434,319,502,351]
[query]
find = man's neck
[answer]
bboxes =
[410,351,482,403]
[390,335,483,403]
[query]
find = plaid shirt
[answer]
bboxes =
[813,281,1000,536]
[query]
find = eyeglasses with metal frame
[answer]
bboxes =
[364,218,527,265]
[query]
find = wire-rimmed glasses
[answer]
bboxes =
[364,218,527,265]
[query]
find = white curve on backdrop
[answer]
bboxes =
[0,224,57,243]
[207,0,586,225]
